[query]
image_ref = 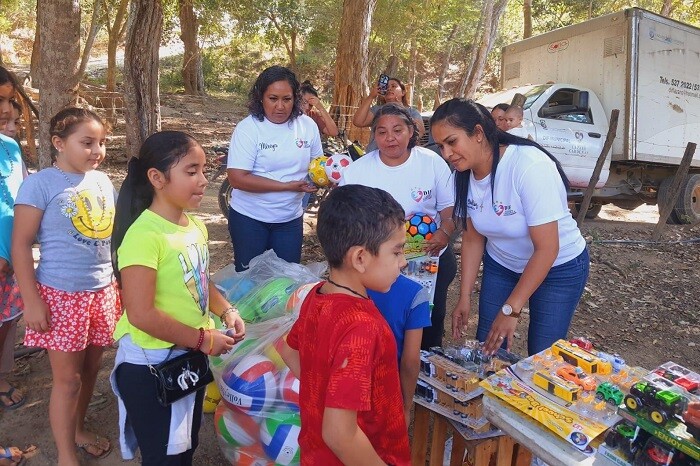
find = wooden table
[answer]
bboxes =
[483,394,617,466]
[411,402,532,466]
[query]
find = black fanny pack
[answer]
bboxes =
[146,348,214,407]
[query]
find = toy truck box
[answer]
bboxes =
[483,8,700,222]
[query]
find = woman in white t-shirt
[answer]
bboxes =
[341,103,457,350]
[227,66,323,271]
[430,99,589,356]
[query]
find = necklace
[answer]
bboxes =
[326,279,369,300]
[0,139,17,208]
[0,139,16,180]
[53,164,107,232]
[472,179,491,212]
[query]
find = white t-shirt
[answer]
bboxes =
[227,114,322,223]
[507,126,532,140]
[467,145,586,273]
[340,146,455,225]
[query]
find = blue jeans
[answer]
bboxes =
[228,208,303,272]
[476,248,590,355]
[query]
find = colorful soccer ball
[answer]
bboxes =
[260,412,301,465]
[211,336,259,370]
[406,213,438,240]
[284,281,318,314]
[214,403,260,448]
[220,354,277,414]
[278,368,300,411]
[236,278,297,323]
[308,156,330,187]
[324,153,353,184]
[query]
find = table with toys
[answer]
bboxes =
[478,338,700,466]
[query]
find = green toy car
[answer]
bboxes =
[596,381,624,406]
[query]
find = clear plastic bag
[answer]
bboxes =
[209,252,323,465]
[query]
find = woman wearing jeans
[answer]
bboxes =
[227,66,322,271]
[430,99,589,356]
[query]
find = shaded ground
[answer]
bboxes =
[0,94,698,464]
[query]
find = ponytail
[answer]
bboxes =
[111,131,199,284]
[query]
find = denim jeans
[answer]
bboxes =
[476,248,590,355]
[421,246,458,350]
[228,208,303,272]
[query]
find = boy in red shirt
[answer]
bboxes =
[282,185,411,465]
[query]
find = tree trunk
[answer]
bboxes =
[458,0,508,99]
[660,0,675,17]
[523,0,532,39]
[78,0,104,79]
[407,38,418,106]
[106,0,130,92]
[437,23,459,102]
[123,0,162,159]
[332,0,378,143]
[384,55,399,77]
[30,3,41,81]
[179,0,204,95]
[36,0,81,168]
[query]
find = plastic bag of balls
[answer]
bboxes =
[209,251,323,465]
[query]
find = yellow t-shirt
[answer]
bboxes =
[114,209,212,349]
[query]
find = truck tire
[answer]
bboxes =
[569,202,602,219]
[673,174,700,224]
[624,395,641,412]
[657,177,680,224]
[218,179,233,217]
[649,409,668,426]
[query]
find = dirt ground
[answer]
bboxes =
[0,94,698,464]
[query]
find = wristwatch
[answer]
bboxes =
[501,303,521,318]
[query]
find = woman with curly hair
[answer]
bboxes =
[227,66,323,271]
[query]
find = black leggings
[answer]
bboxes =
[115,362,205,466]
[421,246,458,350]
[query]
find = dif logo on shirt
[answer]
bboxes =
[411,187,433,203]
[492,201,516,216]
[295,138,310,148]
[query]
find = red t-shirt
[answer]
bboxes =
[287,282,411,466]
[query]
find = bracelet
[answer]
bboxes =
[207,330,214,355]
[193,327,205,351]
[219,307,239,326]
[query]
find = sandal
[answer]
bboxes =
[0,446,23,466]
[0,386,25,410]
[76,434,112,460]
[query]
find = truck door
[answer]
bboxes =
[531,86,608,188]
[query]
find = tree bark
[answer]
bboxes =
[78,0,104,79]
[36,0,81,168]
[179,0,204,95]
[437,23,459,102]
[458,0,508,99]
[384,55,399,77]
[332,0,378,142]
[523,0,532,39]
[106,0,130,92]
[123,0,162,159]
[660,0,675,17]
[30,3,41,82]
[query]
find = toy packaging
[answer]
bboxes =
[403,213,440,304]
[414,342,520,440]
[209,251,324,465]
[481,338,648,453]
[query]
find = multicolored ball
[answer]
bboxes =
[278,368,300,411]
[308,156,330,187]
[214,403,260,448]
[221,443,273,466]
[203,381,222,413]
[220,354,277,414]
[324,153,353,184]
[406,213,438,240]
[284,281,318,314]
[237,278,297,323]
[260,412,301,465]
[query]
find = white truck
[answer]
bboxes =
[478,8,700,222]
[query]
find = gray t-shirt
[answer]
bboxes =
[15,168,116,291]
[366,105,423,152]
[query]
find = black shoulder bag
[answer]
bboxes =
[145,348,214,407]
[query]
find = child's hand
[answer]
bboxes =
[223,312,246,343]
[24,298,51,333]
[202,330,237,357]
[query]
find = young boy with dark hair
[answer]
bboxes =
[281,184,411,466]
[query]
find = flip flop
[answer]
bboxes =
[76,435,112,460]
[0,386,25,410]
[0,446,24,466]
